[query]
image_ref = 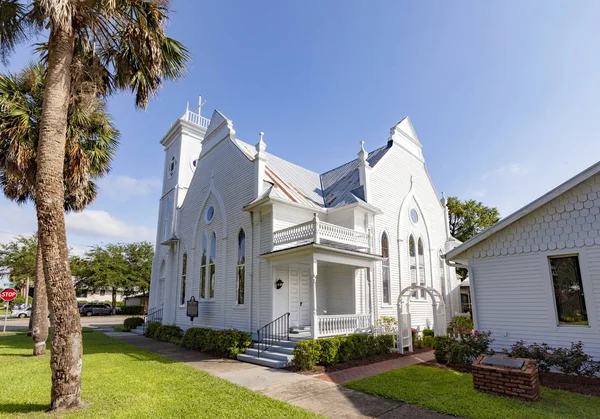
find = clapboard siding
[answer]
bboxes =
[464,173,600,359]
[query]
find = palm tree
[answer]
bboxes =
[0,61,119,356]
[0,1,188,410]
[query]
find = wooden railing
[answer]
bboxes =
[273,214,370,250]
[183,109,210,129]
[317,314,372,337]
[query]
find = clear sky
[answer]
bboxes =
[1,0,600,254]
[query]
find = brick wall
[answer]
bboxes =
[472,355,540,401]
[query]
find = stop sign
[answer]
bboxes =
[0,288,17,301]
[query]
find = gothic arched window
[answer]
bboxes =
[209,232,217,298]
[200,235,207,299]
[180,253,187,306]
[237,229,246,305]
[418,238,426,298]
[381,232,390,304]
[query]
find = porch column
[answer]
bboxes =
[367,266,374,331]
[311,257,319,339]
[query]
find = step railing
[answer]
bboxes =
[256,312,290,358]
[317,314,372,336]
[143,306,163,333]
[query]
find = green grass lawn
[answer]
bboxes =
[344,365,600,419]
[0,331,319,419]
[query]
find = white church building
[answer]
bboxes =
[148,100,461,358]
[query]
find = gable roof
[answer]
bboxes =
[445,160,600,261]
[233,137,392,211]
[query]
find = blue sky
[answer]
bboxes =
[1,0,600,254]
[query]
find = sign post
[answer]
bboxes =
[1,288,17,333]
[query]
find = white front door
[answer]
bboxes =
[289,266,311,327]
[273,268,290,319]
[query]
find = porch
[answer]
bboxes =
[263,242,382,340]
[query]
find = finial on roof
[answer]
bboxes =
[256,132,266,153]
[358,141,369,165]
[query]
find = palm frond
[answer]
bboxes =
[0,0,27,64]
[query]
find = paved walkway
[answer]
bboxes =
[99,329,450,419]
[315,351,435,384]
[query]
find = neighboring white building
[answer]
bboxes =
[0,268,13,290]
[446,161,600,359]
[148,99,460,350]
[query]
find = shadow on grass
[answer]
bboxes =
[0,403,48,414]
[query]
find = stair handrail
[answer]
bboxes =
[143,306,163,333]
[256,312,290,358]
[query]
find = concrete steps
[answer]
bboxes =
[237,338,299,369]
[131,325,145,335]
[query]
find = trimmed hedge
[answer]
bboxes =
[293,334,395,371]
[144,322,161,339]
[121,305,144,315]
[181,328,252,359]
[123,317,144,331]
[154,325,183,344]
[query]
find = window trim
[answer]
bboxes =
[208,232,216,299]
[548,254,589,327]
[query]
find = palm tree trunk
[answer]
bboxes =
[35,26,81,412]
[32,241,49,356]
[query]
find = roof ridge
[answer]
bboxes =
[320,143,389,176]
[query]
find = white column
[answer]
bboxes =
[367,267,374,332]
[311,257,319,339]
[313,213,320,244]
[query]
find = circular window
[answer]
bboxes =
[410,208,419,225]
[190,157,198,171]
[206,206,215,223]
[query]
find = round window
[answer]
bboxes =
[206,206,215,223]
[410,208,419,225]
[190,157,198,171]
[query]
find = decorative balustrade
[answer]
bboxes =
[272,215,370,250]
[182,109,210,129]
[317,314,372,337]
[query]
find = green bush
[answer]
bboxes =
[112,325,127,332]
[423,328,434,337]
[123,317,144,331]
[154,325,182,344]
[121,305,144,315]
[448,315,474,334]
[423,335,436,349]
[181,328,252,359]
[293,334,395,371]
[144,322,161,339]
[293,340,321,370]
[434,336,452,363]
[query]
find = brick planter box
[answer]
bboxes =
[472,355,540,401]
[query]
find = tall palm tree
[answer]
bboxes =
[0,61,119,356]
[0,1,188,410]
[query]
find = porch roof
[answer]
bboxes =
[260,243,384,267]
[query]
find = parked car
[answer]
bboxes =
[79,303,112,317]
[10,307,32,318]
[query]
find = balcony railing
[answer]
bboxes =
[182,109,210,129]
[273,214,370,250]
[317,314,372,337]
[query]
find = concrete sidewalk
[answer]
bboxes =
[101,330,450,419]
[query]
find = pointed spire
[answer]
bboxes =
[358,141,369,166]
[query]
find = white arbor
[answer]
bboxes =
[396,285,446,354]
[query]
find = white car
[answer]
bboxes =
[10,307,32,318]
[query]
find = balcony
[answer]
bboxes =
[182,109,210,129]
[272,214,370,251]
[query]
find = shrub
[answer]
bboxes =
[112,325,127,332]
[505,340,600,377]
[434,336,452,363]
[121,305,144,315]
[154,325,182,344]
[423,328,434,337]
[144,322,161,339]
[293,334,395,370]
[423,335,436,349]
[434,331,494,367]
[123,317,144,331]
[293,340,321,370]
[377,316,398,334]
[181,328,252,359]
[448,315,474,335]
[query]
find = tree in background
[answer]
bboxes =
[447,197,500,279]
[0,1,188,410]
[72,242,154,313]
[0,234,37,291]
[0,62,118,356]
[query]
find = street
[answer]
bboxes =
[2,315,129,331]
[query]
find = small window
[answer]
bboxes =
[209,232,216,298]
[381,232,390,304]
[169,156,176,178]
[418,238,426,298]
[206,206,215,223]
[409,235,417,297]
[237,230,246,305]
[180,253,187,306]
[200,235,207,299]
[410,208,419,225]
[550,256,588,326]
